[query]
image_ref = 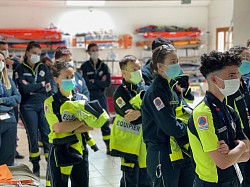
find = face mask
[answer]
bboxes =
[68,60,74,67]
[239,60,250,75]
[129,70,142,84]
[0,60,4,72]
[61,79,76,91]
[30,54,40,64]
[215,76,240,96]
[90,52,99,60]
[0,50,9,58]
[165,64,181,79]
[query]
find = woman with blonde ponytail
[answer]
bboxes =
[0,52,21,166]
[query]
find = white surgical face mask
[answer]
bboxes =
[0,60,4,72]
[30,54,40,64]
[90,51,99,60]
[129,70,142,84]
[215,76,240,96]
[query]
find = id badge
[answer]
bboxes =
[0,113,10,120]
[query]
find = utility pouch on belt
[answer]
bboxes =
[53,135,83,167]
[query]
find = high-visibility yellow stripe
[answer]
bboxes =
[29,152,40,158]
[46,180,51,186]
[38,141,43,147]
[103,135,110,140]
[86,139,96,147]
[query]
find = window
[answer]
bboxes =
[216,27,233,52]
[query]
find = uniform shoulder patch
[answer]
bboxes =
[44,104,49,114]
[197,115,208,130]
[153,97,165,111]
[39,70,45,77]
[116,97,126,108]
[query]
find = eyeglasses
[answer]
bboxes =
[154,44,176,63]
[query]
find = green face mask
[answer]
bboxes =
[129,70,142,84]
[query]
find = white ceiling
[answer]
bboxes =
[0,0,212,8]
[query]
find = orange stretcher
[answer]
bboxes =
[143,31,201,39]
[0,28,62,42]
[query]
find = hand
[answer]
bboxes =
[22,80,29,85]
[101,75,107,81]
[41,81,46,87]
[5,58,14,65]
[45,83,51,92]
[90,80,94,84]
[234,139,246,150]
[124,109,141,122]
[217,140,229,154]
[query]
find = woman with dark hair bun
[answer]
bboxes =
[15,41,52,177]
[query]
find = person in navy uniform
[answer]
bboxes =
[111,55,152,187]
[15,41,51,177]
[141,44,194,187]
[0,51,21,166]
[227,46,250,187]
[80,43,111,154]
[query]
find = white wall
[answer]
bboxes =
[233,0,250,46]
[0,5,208,75]
[207,0,234,52]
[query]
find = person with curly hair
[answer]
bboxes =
[187,50,250,187]
[227,46,250,187]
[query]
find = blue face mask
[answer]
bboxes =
[165,64,181,79]
[239,60,250,75]
[61,79,76,91]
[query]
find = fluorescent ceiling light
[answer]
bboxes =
[66,1,106,7]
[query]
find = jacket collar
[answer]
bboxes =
[206,91,226,108]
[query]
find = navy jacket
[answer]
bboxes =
[141,75,187,150]
[113,79,145,125]
[141,59,154,86]
[80,59,111,100]
[0,78,21,124]
[15,61,51,105]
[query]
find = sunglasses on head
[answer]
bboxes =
[154,44,176,63]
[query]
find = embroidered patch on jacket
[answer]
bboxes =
[39,70,45,77]
[116,97,126,108]
[99,71,103,76]
[153,97,165,111]
[44,105,49,114]
[197,116,208,130]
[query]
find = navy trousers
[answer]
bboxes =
[20,103,50,163]
[48,145,89,187]
[146,149,194,187]
[0,122,17,166]
[120,162,152,187]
